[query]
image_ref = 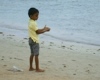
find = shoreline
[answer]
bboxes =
[0,25,100,47]
[0,30,99,50]
[44,33,100,47]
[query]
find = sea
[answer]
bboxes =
[0,0,100,46]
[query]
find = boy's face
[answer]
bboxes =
[31,12,39,20]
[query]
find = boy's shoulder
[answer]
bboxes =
[29,19,36,24]
[28,19,37,27]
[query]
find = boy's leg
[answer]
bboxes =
[35,55,45,72]
[29,54,35,71]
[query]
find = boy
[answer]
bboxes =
[28,7,50,72]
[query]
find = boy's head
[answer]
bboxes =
[28,7,39,20]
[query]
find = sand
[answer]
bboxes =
[0,32,100,80]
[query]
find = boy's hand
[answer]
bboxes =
[44,25,50,32]
[46,27,50,31]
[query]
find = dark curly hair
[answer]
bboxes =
[28,7,39,17]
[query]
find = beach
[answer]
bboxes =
[0,0,100,80]
[0,32,100,80]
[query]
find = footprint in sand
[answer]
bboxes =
[69,48,73,50]
[49,44,53,46]
[1,59,4,60]
[62,64,66,68]
[72,60,76,61]
[85,70,90,73]
[62,46,66,48]
[48,48,51,49]
[70,45,74,47]
[2,56,4,58]
[88,64,93,67]
[48,61,52,63]
[50,42,54,44]
[73,73,76,75]
[22,42,25,44]
[24,38,28,40]
[40,46,45,48]
[9,57,12,59]
[8,35,15,36]
[97,49,100,51]
[3,65,7,67]
[1,56,5,60]
[14,58,23,60]
[41,41,44,44]
[0,32,3,34]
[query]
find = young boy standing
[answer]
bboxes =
[28,7,50,72]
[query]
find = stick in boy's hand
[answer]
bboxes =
[44,25,50,32]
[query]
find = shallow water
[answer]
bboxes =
[0,0,100,46]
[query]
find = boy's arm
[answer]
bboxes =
[36,28,46,34]
[36,27,50,34]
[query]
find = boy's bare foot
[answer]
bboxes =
[36,69,45,72]
[29,68,35,71]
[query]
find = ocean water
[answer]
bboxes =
[0,0,100,46]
